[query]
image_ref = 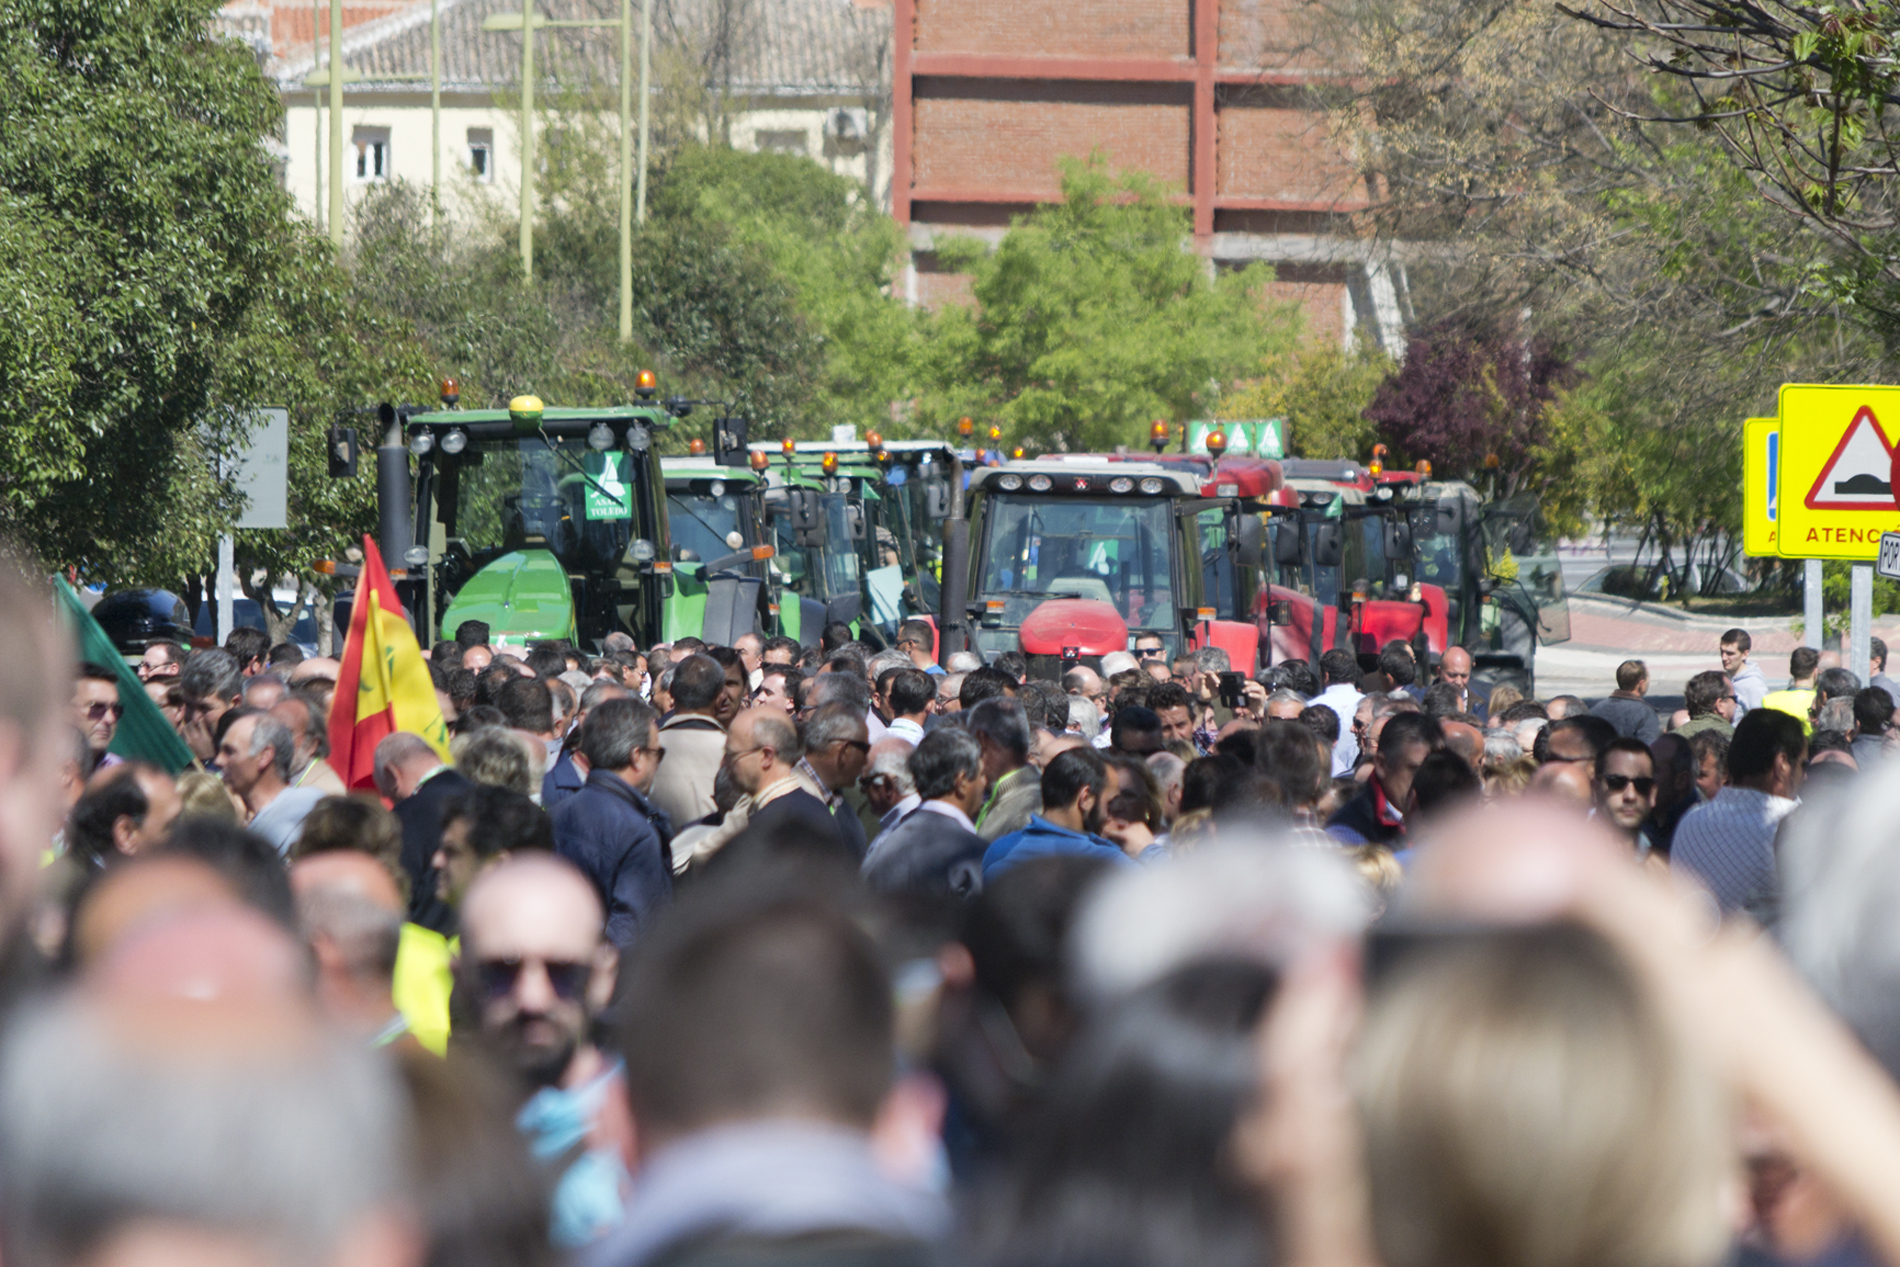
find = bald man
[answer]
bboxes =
[291,851,409,1046]
[1425,647,1481,717]
[460,856,632,1248]
[1528,758,1594,809]
[718,706,850,864]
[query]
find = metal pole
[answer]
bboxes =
[636,0,651,224]
[217,535,236,646]
[519,4,535,280]
[1805,558,1824,650]
[619,0,633,340]
[431,0,441,222]
[376,412,414,566]
[1852,563,1873,683]
[313,0,323,231]
[328,0,344,249]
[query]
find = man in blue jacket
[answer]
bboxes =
[983,746,1128,882]
[551,697,672,948]
[543,679,630,811]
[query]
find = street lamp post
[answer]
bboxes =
[328,0,343,248]
[484,2,637,311]
[431,0,442,222]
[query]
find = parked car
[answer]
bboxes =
[1575,562,1750,601]
[191,597,322,656]
[91,589,195,657]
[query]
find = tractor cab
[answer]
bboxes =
[1373,472,1571,695]
[394,398,674,649]
[960,459,1263,679]
[751,439,958,648]
[659,456,777,646]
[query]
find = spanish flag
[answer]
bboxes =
[329,536,451,791]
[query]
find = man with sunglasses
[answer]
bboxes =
[73,662,125,769]
[718,706,850,864]
[550,697,672,950]
[796,704,873,860]
[459,854,632,1247]
[1592,737,1660,853]
[896,617,946,677]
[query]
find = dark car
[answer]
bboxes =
[191,597,322,655]
[91,589,195,656]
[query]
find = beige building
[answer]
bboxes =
[219,0,895,233]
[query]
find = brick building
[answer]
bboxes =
[892,0,1402,349]
[219,0,893,233]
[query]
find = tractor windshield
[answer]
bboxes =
[441,437,641,572]
[1409,506,1465,592]
[667,491,742,565]
[1481,494,1571,645]
[773,492,861,603]
[978,496,1175,629]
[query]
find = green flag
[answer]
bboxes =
[55,580,195,775]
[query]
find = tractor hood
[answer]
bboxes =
[1019,599,1129,657]
[439,549,576,646]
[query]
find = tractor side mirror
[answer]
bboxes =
[713,416,748,467]
[925,478,952,520]
[1435,495,1465,538]
[1383,517,1414,562]
[1272,521,1303,566]
[844,502,866,542]
[790,489,826,547]
[826,593,862,626]
[1313,522,1344,569]
[1235,515,1264,568]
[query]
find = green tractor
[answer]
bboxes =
[750,438,959,649]
[343,385,689,650]
[659,453,779,645]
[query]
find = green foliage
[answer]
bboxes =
[1217,342,1390,460]
[0,0,304,579]
[1820,561,1900,623]
[913,156,1302,453]
[649,147,917,436]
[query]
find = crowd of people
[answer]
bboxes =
[17,575,1900,1267]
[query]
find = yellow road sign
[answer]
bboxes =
[1776,384,1900,560]
[1743,417,1779,557]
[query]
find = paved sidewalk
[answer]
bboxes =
[1534,595,1900,699]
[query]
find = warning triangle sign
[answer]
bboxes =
[1805,405,1897,509]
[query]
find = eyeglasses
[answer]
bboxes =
[724,744,768,764]
[639,745,667,764]
[1599,774,1656,795]
[476,956,591,1003]
[85,701,125,721]
[830,738,872,755]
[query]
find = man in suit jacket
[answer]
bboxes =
[966,698,1040,843]
[550,697,672,948]
[798,704,872,859]
[648,654,727,828]
[374,731,470,934]
[717,707,851,866]
[861,727,987,900]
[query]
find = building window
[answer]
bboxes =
[467,128,494,181]
[755,130,808,156]
[352,127,390,182]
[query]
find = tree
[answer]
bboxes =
[0,0,321,579]
[1216,342,1391,461]
[1364,318,1577,491]
[916,156,1301,453]
[1286,0,1893,592]
[646,146,916,435]
[1569,0,1900,339]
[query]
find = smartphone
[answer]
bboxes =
[1219,670,1247,710]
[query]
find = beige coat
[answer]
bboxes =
[648,713,726,830]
